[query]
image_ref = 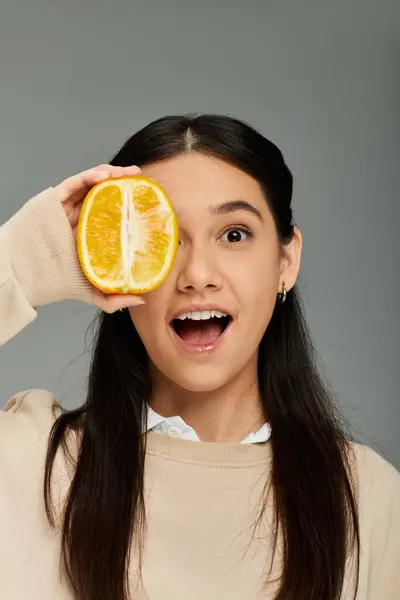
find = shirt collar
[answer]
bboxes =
[146,405,271,444]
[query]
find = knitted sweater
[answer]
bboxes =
[0,189,399,599]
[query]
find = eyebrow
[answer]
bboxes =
[211,200,264,222]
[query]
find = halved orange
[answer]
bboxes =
[77,176,179,294]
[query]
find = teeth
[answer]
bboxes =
[177,310,228,321]
[212,310,225,318]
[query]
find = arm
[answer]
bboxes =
[0,164,145,346]
[355,445,400,599]
[0,188,92,344]
[367,463,400,599]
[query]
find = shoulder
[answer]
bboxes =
[0,389,61,452]
[348,441,400,521]
[3,388,60,412]
[0,389,63,484]
[348,445,400,593]
[0,390,66,519]
[349,442,399,489]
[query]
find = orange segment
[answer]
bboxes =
[77,176,179,294]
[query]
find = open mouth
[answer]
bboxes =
[171,310,233,346]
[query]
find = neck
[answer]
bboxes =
[149,355,266,443]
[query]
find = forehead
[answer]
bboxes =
[140,152,267,215]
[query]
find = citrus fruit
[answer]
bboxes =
[77,176,179,294]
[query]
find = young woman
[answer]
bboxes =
[0,115,399,600]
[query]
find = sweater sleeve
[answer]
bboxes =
[359,447,400,599]
[368,468,400,598]
[0,188,93,345]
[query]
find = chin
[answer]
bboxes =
[164,364,232,394]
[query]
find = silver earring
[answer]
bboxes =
[277,281,287,304]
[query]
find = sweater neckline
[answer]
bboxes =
[146,404,272,444]
[145,430,272,467]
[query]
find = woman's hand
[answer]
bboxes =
[54,164,146,313]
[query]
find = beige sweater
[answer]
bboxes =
[0,190,400,600]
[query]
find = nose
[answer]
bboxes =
[176,244,222,294]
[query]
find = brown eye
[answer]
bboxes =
[228,230,242,243]
[220,227,252,244]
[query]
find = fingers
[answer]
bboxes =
[92,288,146,314]
[90,164,143,182]
[56,164,142,205]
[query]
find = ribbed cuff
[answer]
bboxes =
[4,188,93,307]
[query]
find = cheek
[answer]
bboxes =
[128,274,176,354]
[128,294,164,344]
[229,248,281,298]
[230,251,280,333]
[240,279,279,327]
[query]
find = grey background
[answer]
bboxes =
[0,0,399,467]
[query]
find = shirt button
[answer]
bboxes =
[167,425,181,437]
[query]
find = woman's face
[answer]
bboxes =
[129,152,301,393]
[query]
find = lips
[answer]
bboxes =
[169,308,233,355]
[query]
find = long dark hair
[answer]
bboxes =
[44,114,360,600]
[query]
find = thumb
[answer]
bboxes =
[93,289,146,313]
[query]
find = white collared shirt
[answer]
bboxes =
[146,406,272,444]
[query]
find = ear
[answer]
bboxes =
[279,227,302,292]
